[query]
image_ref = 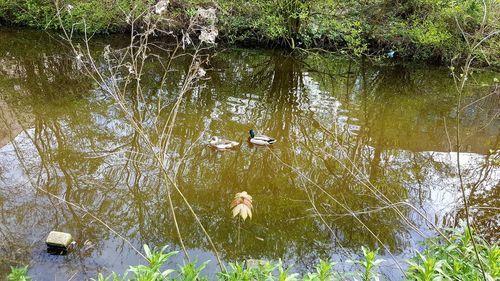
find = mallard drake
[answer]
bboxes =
[248,129,276,145]
[209,136,239,150]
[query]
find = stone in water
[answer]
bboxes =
[46,231,73,249]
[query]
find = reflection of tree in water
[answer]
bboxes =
[453,147,500,242]
[195,53,411,263]
[0,31,134,275]
[0,35,498,278]
[327,60,498,243]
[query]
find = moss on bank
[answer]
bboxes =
[0,1,498,65]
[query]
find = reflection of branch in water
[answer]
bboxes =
[0,101,24,149]
[289,201,424,221]
[267,147,406,273]
[278,98,484,267]
[304,61,468,241]
[3,138,144,271]
[240,54,455,268]
[6,105,146,258]
[312,106,455,237]
[55,4,227,269]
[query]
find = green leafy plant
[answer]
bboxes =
[93,272,122,281]
[303,259,335,281]
[217,261,275,281]
[9,229,498,280]
[406,227,499,281]
[277,260,300,281]
[7,266,31,281]
[1,0,497,64]
[177,259,210,281]
[348,247,384,281]
[92,245,179,281]
[127,245,178,281]
[406,252,447,281]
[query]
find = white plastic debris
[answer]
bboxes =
[199,27,218,44]
[154,0,169,15]
[196,8,216,21]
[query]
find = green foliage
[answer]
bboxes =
[341,21,368,57]
[6,228,500,281]
[0,0,149,33]
[348,247,384,281]
[128,245,178,281]
[217,261,276,281]
[212,0,497,63]
[7,266,31,281]
[406,253,447,281]
[8,0,56,28]
[177,259,210,281]
[406,227,500,281]
[277,261,300,281]
[303,260,335,281]
[91,244,212,281]
[0,0,498,63]
[92,244,179,281]
[58,1,121,33]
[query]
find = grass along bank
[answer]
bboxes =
[7,227,500,280]
[0,0,498,65]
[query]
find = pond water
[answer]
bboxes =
[0,28,498,280]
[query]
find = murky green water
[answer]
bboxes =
[0,28,499,280]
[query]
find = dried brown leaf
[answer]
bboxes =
[230,191,254,220]
[234,191,252,201]
[230,198,240,208]
[232,204,243,218]
[242,198,252,208]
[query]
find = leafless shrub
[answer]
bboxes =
[54,1,225,270]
